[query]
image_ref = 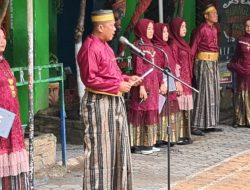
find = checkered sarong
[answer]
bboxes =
[1,172,30,190]
[192,59,220,129]
[81,91,133,190]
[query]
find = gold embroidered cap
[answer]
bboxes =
[203,4,217,15]
[91,10,115,22]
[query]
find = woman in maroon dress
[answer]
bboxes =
[227,18,250,127]
[0,28,29,189]
[152,23,182,146]
[128,19,160,154]
[168,18,193,142]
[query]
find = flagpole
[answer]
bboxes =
[27,0,34,188]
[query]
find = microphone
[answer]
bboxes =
[119,36,145,57]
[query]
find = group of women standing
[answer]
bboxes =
[128,17,193,155]
[127,17,250,155]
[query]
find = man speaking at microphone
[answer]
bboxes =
[77,10,141,190]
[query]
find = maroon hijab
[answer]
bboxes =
[134,18,154,44]
[152,22,168,47]
[245,18,250,38]
[152,22,177,100]
[152,23,177,70]
[169,17,191,54]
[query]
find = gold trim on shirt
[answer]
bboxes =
[86,88,122,97]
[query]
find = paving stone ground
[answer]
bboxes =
[132,125,250,190]
[171,150,250,190]
[35,123,250,190]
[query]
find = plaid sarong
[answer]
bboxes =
[81,91,133,190]
[234,89,250,126]
[1,172,30,190]
[192,59,220,129]
[158,100,182,143]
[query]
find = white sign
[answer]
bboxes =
[223,0,250,9]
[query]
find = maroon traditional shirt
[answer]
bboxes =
[128,40,160,125]
[77,34,129,95]
[228,35,250,77]
[0,59,26,154]
[169,42,193,94]
[152,23,179,101]
[128,19,160,126]
[168,18,193,88]
[129,40,159,110]
[190,23,219,56]
[168,18,193,110]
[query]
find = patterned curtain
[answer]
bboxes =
[118,0,152,55]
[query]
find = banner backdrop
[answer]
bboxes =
[218,0,250,84]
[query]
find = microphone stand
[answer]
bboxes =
[131,45,198,190]
[138,44,198,92]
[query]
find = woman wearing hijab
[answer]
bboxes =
[168,17,194,143]
[128,18,160,155]
[152,22,181,146]
[0,28,30,189]
[227,18,250,128]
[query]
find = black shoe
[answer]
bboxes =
[186,138,193,144]
[232,122,238,128]
[191,128,205,136]
[201,129,210,133]
[232,124,238,128]
[215,128,223,132]
[161,140,175,147]
[154,143,168,148]
[177,138,193,145]
[205,128,223,132]
[177,140,188,145]
[155,140,175,147]
[183,137,193,144]
[131,146,141,154]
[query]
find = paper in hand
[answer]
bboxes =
[158,94,166,114]
[0,108,16,138]
[141,68,154,79]
[163,74,176,92]
[132,68,154,85]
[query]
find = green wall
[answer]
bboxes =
[121,0,196,43]
[10,0,49,124]
[121,0,139,41]
[49,1,57,58]
[11,0,29,124]
[183,0,196,42]
[33,0,49,114]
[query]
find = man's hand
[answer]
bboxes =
[119,81,132,93]
[129,75,142,86]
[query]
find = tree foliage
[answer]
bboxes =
[74,0,87,43]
